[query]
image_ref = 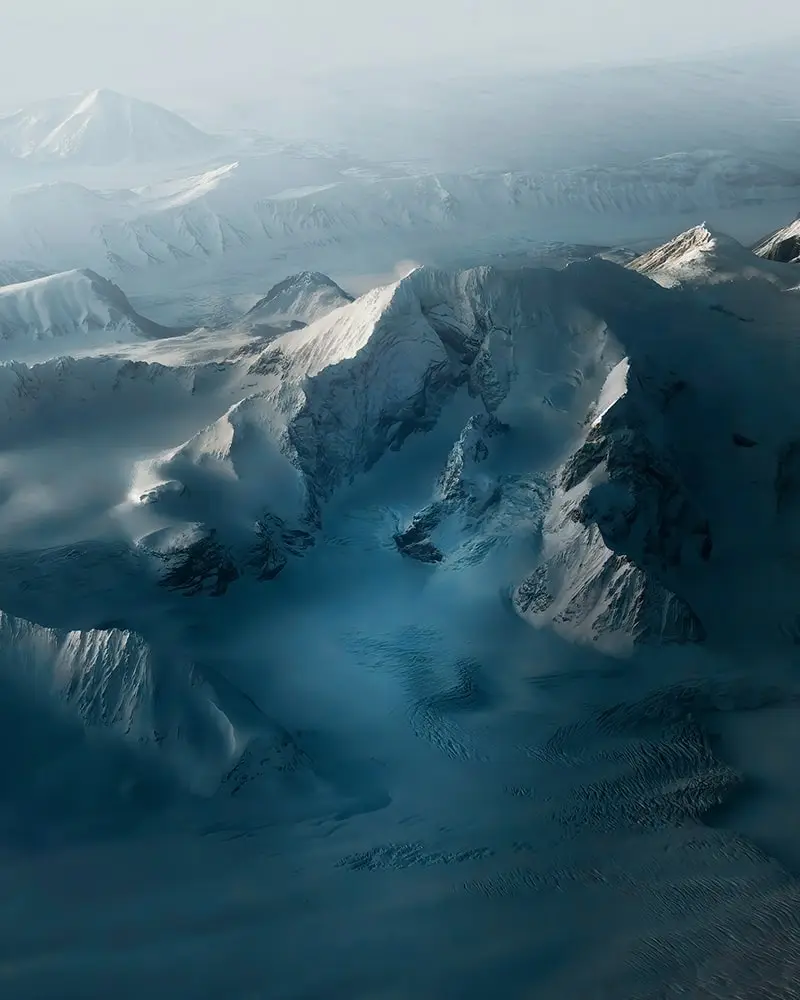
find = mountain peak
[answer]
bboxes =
[753,215,800,263]
[0,89,219,165]
[245,271,354,331]
[629,223,773,287]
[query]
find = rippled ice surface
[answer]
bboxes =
[3,427,800,999]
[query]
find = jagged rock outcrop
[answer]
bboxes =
[138,526,240,597]
[396,414,550,566]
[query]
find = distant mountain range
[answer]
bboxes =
[2,149,798,281]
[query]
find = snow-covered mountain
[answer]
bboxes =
[0,269,177,358]
[753,213,800,263]
[32,231,783,653]
[630,222,797,288]
[243,271,354,330]
[0,89,220,165]
[0,222,797,866]
[3,224,799,744]
[4,217,800,997]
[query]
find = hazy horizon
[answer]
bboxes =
[2,1,799,108]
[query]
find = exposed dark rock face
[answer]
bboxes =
[249,512,317,581]
[154,530,240,597]
[395,415,509,564]
[758,233,800,263]
[513,564,554,615]
[514,360,707,647]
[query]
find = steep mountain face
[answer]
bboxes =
[753,215,800,263]
[631,223,795,288]
[0,89,220,165]
[0,610,241,791]
[0,269,178,358]
[514,358,709,649]
[1,224,798,840]
[114,241,800,652]
[0,605,301,847]
[244,271,354,331]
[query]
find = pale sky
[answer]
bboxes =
[1,0,799,107]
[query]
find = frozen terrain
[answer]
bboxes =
[1,91,800,326]
[2,204,800,997]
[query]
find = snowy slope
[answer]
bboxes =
[753,214,800,263]
[0,269,177,358]
[630,222,797,288]
[244,271,353,330]
[0,89,220,165]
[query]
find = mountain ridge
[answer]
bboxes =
[0,268,181,358]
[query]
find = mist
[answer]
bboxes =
[2,0,799,108]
